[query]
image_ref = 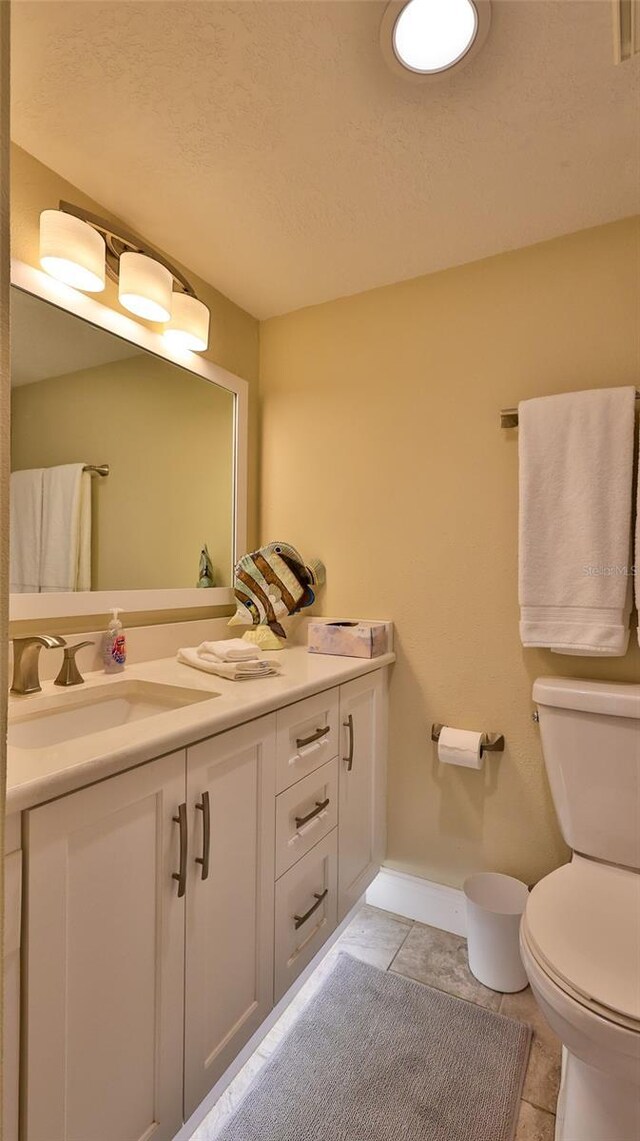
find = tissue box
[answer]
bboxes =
[308,620,389,659]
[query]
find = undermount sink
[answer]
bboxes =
[8,679,218,750]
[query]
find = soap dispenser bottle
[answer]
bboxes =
[103,608,127,673]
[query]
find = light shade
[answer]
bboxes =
[39,209,106,292]
[163,293,210,352]
[393,0,478,74]
[118,252,173,322]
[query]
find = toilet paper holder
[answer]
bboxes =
[431,723,505,757]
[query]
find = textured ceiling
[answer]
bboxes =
[10,1,640,318]
[11,288,141,387]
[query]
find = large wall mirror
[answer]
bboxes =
[9,261,248,620]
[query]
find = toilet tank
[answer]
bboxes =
[533,678,640,870]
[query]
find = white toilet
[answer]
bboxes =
[520,677,640,1141]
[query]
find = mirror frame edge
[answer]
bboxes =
[9,258,248,620]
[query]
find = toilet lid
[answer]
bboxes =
[524,857,640,1028]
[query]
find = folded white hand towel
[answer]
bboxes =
[198,651,271,674]
[197,639,261,662]
[518,387,636,656]
[178,647,279,681]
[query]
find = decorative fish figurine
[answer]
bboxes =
[229,541,325,638]
[197,544,215,588]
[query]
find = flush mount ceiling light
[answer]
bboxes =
[38,203,211,351]
[381,0,491,80]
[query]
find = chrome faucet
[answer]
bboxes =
[10,635,67,696]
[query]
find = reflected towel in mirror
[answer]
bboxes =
[10,463,92,593]
[9,468,44,592]
[41,464,92,592]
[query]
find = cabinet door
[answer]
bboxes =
[338,670,387,920]
[184,715,276,1119]
[24,751,186,1141]
[3,849,22,1141]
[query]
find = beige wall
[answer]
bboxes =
[260,217,640,890]
[12,353,234,590]
[10,143,259,630]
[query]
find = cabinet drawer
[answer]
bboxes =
[275,759,338,879]
[274,830,338,1002]
[276,688,339,792]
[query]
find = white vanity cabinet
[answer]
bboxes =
[3,842,22,1141]
[184,718,276,1119]
[22,715,277,1141]
[270,669,387,994]
[24,750,187,1141]
[338,670,387,920]
[17,661,389,1141]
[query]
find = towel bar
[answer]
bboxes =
[83,464,110,477]
[500,391,640,429]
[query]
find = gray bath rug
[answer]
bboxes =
[216,953,532,1141]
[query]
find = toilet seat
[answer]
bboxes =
[523,856,640,1032]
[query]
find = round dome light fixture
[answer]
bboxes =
[381,0,490,81]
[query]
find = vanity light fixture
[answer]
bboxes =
[118,251,173,323]
[38,203,211,351]
[380,0,490,80]
[163,292,211,353]
[39,209,106,293]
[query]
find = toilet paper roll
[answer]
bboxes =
[437,726,484,770]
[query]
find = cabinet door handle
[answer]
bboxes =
[296,725,330,750]
[172,803,188,898]
[343,714,354,771]
[295,798,330,830]
[195,791,211,881]
[293,888,329,931]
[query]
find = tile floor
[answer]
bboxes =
[192,905,561,1141]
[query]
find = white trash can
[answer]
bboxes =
[463,872,529,993]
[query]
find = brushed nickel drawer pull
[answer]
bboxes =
[296,725,330,750]
[172,803,187,898]
[294,888,329,931]
[295,798,330,830]
[343,714,354,771]
[195,791,211,881]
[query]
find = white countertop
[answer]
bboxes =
[7,647,394,815]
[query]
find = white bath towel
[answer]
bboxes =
[178,647,280,680]
[10,468,44,592]
[41,464,92,592]
[518,387,636,656]
[197,638,261,662]
[76,471,92,592]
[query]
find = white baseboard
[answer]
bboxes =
[366,867,467,937]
